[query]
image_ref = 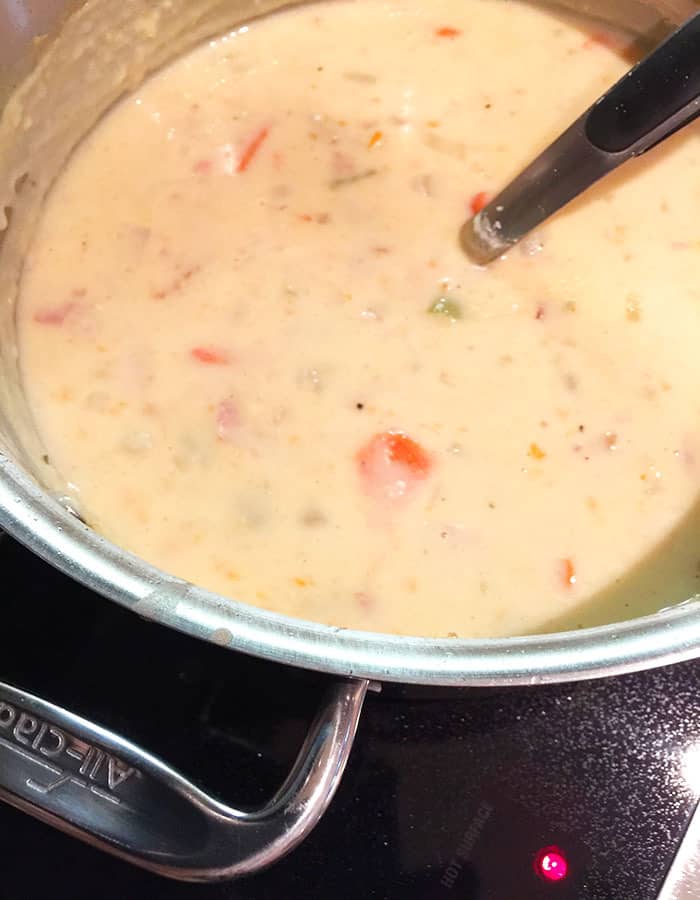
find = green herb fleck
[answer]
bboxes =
[428,296,463,321]
[330,168,378,190]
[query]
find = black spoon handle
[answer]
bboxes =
[462,12,700,264]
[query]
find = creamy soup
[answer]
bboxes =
[17,0,700,638]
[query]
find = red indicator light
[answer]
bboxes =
[535,846,569,882]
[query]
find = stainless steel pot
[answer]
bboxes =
[0,0,699,882]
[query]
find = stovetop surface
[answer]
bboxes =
[1,534,699,900]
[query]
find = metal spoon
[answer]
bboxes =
[461,11,700,264]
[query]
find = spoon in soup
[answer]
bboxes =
[460,11,700,264]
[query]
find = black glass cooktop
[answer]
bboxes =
[1,533,698,900]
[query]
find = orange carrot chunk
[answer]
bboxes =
[384,432,432,473]
[470,191,491,215]
[357,431,432,501]
[583,30,624,50]
[237,126,270,173]
[191,346,230,365]
[436,26,461,38]
[560,558,577,589]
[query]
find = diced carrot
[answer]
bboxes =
[215,398,240,442]
[357,431,432,501]
[237,126,270,173]
[368,130,383,149]
[436,26,461,38]
[560,558,577,589]
[470,191,491,216]
[298,212,331,224]
[386,433,431,472]
[583,30,623,50]
[34,302,79,326]
[604,431,618,450]
[191,346,230,365]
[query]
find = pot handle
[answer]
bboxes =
[0,677,368,882]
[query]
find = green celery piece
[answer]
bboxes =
[428,296,463,321]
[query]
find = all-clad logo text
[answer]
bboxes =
[0,700,138,805]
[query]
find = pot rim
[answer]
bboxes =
[2,452,699,686]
